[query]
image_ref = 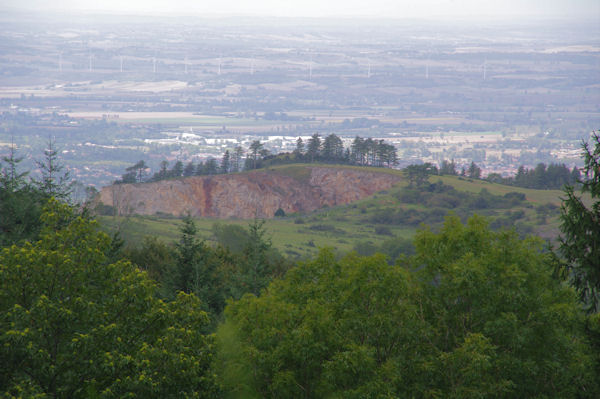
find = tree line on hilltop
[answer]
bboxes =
[406,159,581,190]
[117,135,578,192]
[114,133,398,184]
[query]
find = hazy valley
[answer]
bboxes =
[1,4,599,398]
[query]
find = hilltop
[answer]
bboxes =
[98,164,567,260]
[98,165,402,219]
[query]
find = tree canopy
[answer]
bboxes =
[218,215,597,398]
[0,200,219,398]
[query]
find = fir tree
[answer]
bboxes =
[34,138,73,201]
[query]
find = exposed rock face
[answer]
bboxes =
[98,167,402,219]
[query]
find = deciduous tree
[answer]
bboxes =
[0,200,219,398]
[219,216,597,398]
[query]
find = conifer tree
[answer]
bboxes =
[232,146,244,172]
[249,140,263,169]
[183,161,196,177]
[558,132,600,312]
[221,150,231,174]
[306,133,321,163]
[294,137,305,159]
[0,144,43,245]
[34,138,73,201]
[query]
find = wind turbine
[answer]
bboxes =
[218,55,222,75]
[483,59,487,80]
[120,55,123,73]
[367,59,371,78]
[58,52,62,72]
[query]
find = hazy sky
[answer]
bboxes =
[4,0,599,19]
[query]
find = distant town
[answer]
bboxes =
[1,11,598,187]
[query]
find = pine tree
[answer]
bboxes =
[467,161,481,179]
[294,137,305,159]
[153,160,169,181]
[232,146,244,172]
[322,134,343,162]
[1,142,28,191]
[249,140,263,169]
[172,215,203,295]
[220,150,231,174]
[558,132,600,312]
[351,136,366,165]
[204,158,218,175]
[34,138,73,201]
[170,160,184,177]
[306,133,321,163]
[440,160,458,175]
[0,144,44,245]
[241,219,272,296]
[183,161,196,177]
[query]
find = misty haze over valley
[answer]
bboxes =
[2,2,600,397]
[0,7,598,187]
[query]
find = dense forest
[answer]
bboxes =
[1,134,599,397]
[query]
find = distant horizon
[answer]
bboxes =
[2,0,598,22]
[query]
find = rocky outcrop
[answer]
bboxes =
[98,167,402,219]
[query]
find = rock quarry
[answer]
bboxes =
[98,166,402,219]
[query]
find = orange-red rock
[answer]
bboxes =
[98,167,401,219]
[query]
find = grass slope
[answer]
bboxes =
[99,165,566,260]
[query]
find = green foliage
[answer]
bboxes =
[173,215,204,294]
[221,150,231,174]
[559,132,600,312]
[412,215,596,397]
[219,249,423,398]
[0,200,219,398]
[306,133,321,162]
[34,138,74,201]
[239,219,274,296]
[467,161,481,179]
[439,159,458,175]
[219,216,597,398]
[352,240,378,256]
[369,181,528,228]
[510,163,580,189]
[212,223,249,254]
[404,163,438,187]
[378,235,415,263]
[0,146,44,246]
[212,219,289,299]
[168,216,227,317]
[124,160,148,183]
[248,140,264,169]
[123,236,176,282]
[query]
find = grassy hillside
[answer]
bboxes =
[99,165,566,260]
